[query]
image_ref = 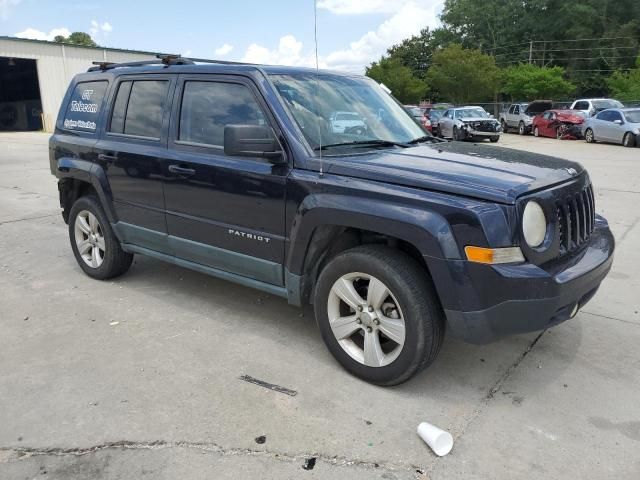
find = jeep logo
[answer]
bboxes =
[228,229,271,243]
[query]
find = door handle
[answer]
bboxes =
[98,153,118,162]
[168,165,196,176]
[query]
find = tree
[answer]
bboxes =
[607,57,640,102]
[365,57,429,104]
[53,32,97,47]
[425,44,499,104]
[501,64,575,100]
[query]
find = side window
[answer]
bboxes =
[62,81,108,132]
[178,81,267,147]
[108,80,169,139]
[574,101,589,110]
[513,105,520,115]
[508,105,515,114]
[595,111,608,121]
[609,111,622,122]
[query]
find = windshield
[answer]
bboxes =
[593,99,624,110]
[455,108,489,119]
[623,110,640,123]
[406,107,423,117]
[270,73,427,152]
[429,110,444,120]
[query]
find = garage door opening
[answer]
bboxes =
[0,57,43,131]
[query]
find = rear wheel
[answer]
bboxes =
[314,245,444,386]
[585,128,596,143]
[69,196,133,280]
[501,119,509,133]
[623,132,636,148]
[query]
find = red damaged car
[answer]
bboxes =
[532,109,586,140]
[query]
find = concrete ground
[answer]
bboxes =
[0,131,638,479]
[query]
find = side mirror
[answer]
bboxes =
[613,119,623,125]
[224,124,285,162]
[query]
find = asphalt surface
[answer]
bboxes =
[0,131,638,479]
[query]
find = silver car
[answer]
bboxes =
[583,108,640,148]
[439,106,502,142]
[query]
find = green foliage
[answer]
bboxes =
[53,32,97,47]
[365,57,429,104]
[501,64,575,100]
[425,44,499,104]
[606,57,640,101]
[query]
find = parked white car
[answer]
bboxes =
[438,106,502,142]
[570,98,624,117]
[329,111,367,134]
[583,108,640,147]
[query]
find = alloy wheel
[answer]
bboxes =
[74,210,105,268]
[327,272,406,368]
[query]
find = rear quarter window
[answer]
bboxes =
[62,81,108,132]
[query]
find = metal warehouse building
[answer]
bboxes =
[0,36,162,132]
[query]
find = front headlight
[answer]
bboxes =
[522,201,547,248]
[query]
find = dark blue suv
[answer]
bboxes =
[50,56,614,385]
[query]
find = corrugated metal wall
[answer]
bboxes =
[0,38,157,131]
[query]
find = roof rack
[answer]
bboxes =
[88,54,254,72]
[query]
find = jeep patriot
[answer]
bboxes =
[50,56,614,385]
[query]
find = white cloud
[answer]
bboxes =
[0,0,21,20]
[215,43,234,56]
[14,27,71,41]
[183,49,192,57]
[317,0,408,15]
[239,1,441,73]
[325,0,442,72]
[90,19,112,38]
[241,35,324,68]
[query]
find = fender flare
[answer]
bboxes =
[56,157,118,224]
[285,193,461,276]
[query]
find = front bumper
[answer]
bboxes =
[462,126,501,137]
[437,216,614,344]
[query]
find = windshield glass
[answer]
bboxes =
[455,108,489,119]
[429,110,444,120]
[406,107,423,117]
[623,110,640,123]
[270,73,427,152]
[593,99,624,110]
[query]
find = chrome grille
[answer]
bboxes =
[557,183,595,254]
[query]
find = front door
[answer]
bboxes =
[163,74,289,286]
[96,75,175,250]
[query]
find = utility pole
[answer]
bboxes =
[528,40,533,64]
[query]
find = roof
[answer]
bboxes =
[0,35,165,57]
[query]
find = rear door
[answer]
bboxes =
[163,74,289,286]
[95,75,176,252]
[607,110,625,143]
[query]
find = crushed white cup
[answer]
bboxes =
[417,422,453,456]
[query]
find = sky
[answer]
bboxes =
[0,0,443,72]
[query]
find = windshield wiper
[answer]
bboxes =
[314,139,410,151]
[408,135,446,144]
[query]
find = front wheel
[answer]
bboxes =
[453,127,464,141]
[518,121,526,135]
[490,136,500,143]
[623,132,636,148]
[585,128,595,143]
[533,126,540,137]
[69,196,133,280]
[314,245,444,386]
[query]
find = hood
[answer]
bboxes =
[325,141,584,204]
[459,117,499,123]
[524,100,553,116]
[556,110,585,123]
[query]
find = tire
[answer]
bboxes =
[68,196,133,280]
[533,126,540,137]
[501,120,509,133]
[453,126,464,141]
[314,245,444,386]
[518,121,526,135]
[623,132,636,148]
[490,136,500,143]
[585,128,596,143]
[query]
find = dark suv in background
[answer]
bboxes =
[50,56,614,385]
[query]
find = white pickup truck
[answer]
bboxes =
[500,100,552,135]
